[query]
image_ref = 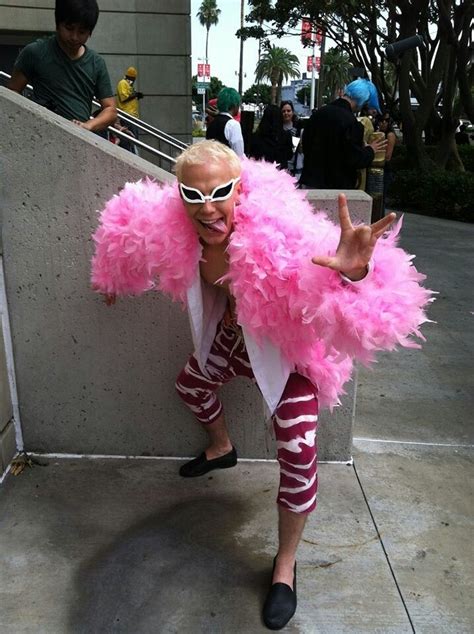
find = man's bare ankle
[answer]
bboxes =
[206,443,233,459]
[273,555,296,587]
[275,553,296,569]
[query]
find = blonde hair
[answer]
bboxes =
[174,140,241,182]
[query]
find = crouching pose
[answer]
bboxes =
[91,141,432,630]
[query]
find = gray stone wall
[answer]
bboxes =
[0,89,372,461]
[0,0,192,154]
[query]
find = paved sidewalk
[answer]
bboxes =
[1,213,473,633]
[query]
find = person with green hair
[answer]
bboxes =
[206,87,244,156]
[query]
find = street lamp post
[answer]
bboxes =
[309,39,316,111]
[238,0,244,95]
[316,34,326,109]
[202,60,206,127]
[197,57,210,127]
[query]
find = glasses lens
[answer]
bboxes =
[211,181,234,201]
[180,185,203,203]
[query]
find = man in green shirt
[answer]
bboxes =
[8,0,116,133]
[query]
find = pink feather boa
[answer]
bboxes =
[91,158,433,408]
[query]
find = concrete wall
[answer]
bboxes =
[0,0,192,156]
[0,89,372,461]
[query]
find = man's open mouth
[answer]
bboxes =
[198,218,227,233]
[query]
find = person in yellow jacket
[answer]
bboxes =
[116,66,143,153]
[116,66,143,118]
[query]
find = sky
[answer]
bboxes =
[190,0,319,93]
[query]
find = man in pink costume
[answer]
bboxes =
[91,140,432,630]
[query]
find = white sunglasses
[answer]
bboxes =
[179,177,240,204]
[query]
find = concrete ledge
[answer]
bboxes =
[305,189,372,225]
[1,88,366,461]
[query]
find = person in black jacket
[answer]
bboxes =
[299,79,387,189]
[250,104,293,170]
[206,87,244,156]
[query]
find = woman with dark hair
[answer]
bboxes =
[375,112,397,214]
[280,100,299,134]
[250,104,293,170]
[281,100,303,175]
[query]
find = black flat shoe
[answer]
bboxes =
[262,559,297,630]
[179,446,237,477]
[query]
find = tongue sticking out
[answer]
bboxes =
[203,219,227,233]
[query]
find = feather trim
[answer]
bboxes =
[91,159,434,408]
[226,159,434,407]
[91,179,200,302]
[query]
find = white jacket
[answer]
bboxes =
[186,269,292,414]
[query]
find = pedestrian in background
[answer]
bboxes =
[375,112,397,214]
[7,0,116,133]
[281,100,302,175]
[299,79,387,190]
[116,66,143,144]
[206,87,244,156]
[205,98,218,127]
[250,104,293,170]
[281,100,299,135]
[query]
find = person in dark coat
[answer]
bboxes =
[299,79,387,189]
[206,87,244,156]
[249,104,293,170]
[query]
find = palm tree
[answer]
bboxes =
[196,0,221,63]
[321,47,351,102]
[255,45,300,105]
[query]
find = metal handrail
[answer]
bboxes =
[92,98,188,151]
[1,71,185,163]
[107,127,176,163]
[112,103,188,149]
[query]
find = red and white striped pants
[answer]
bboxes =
[176,320,319,514]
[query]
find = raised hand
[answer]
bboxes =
[312,193,396,281]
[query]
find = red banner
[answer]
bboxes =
[301,18,313,45]
[197,63,204,77]
[307,56,321,72]
[315,28,324,46]
[204,63,211,77]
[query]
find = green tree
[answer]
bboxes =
[192,75,223,103]
[241,0,474,172]
[196,0,221,63]
[255,44,300,104]
[242,83,272,105]
[296,84,311,106]
[322,47,351,102]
